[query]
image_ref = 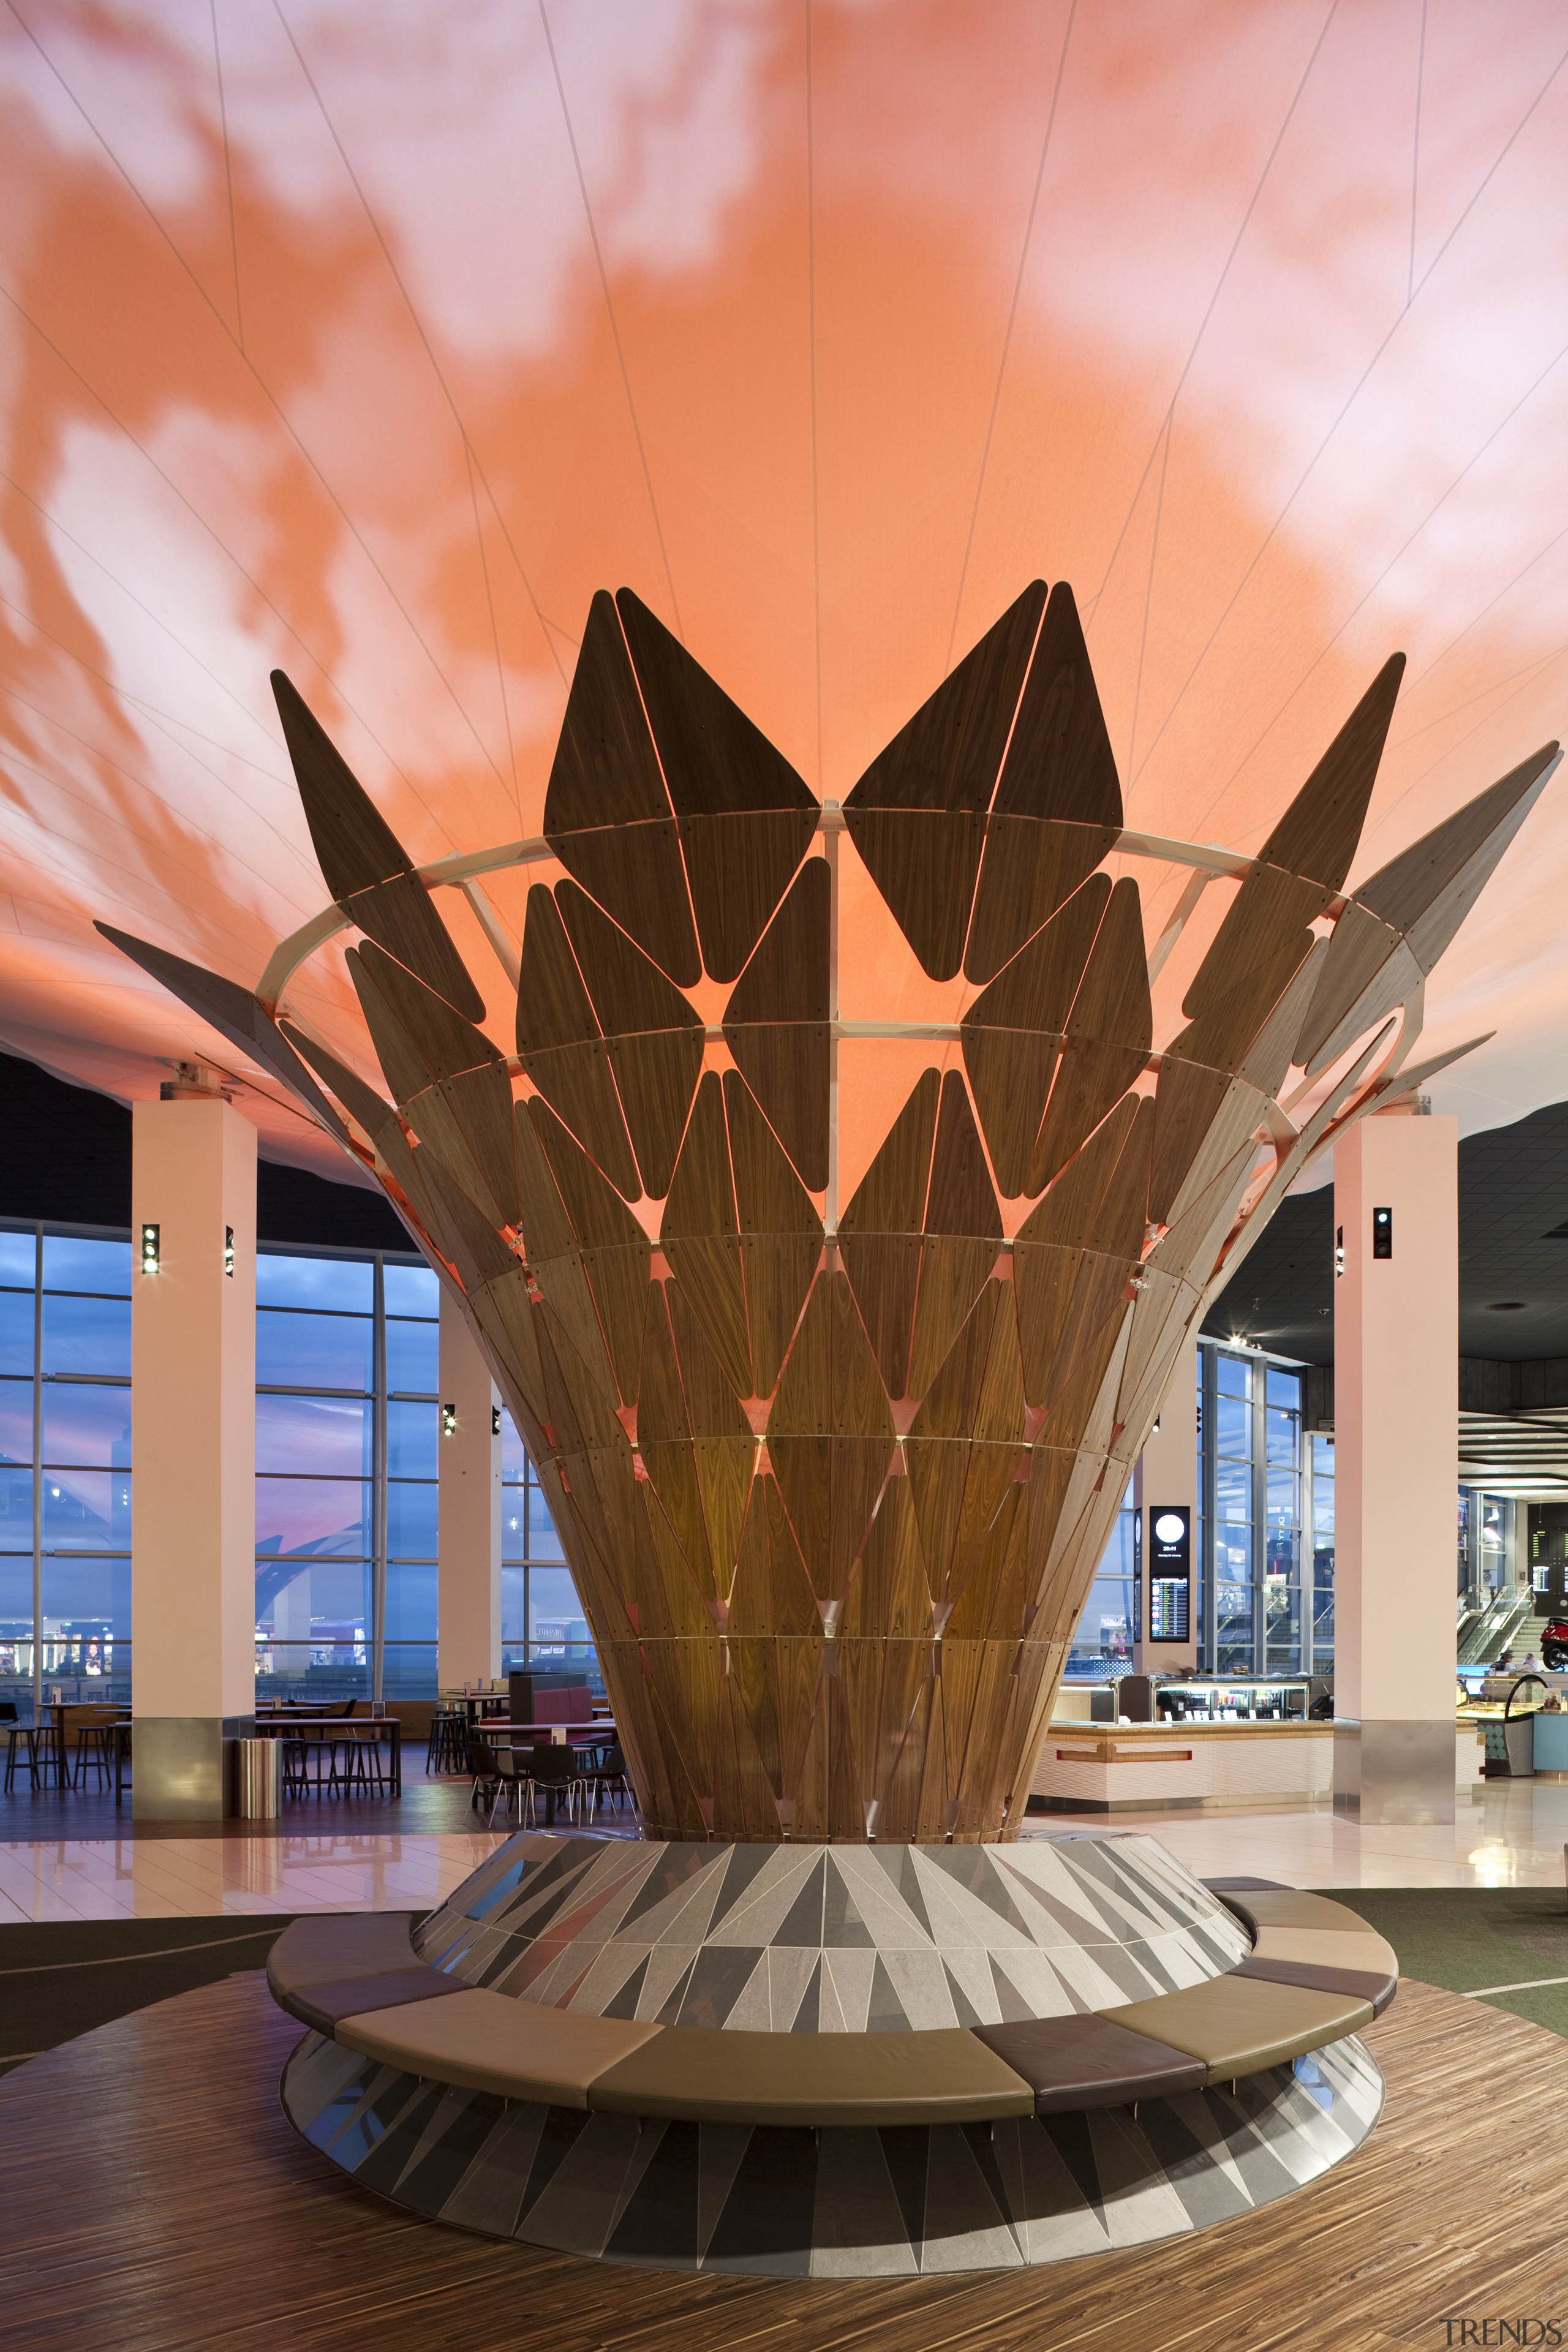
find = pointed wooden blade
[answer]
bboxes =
[616,587,817,981]
[94,922,350,1148]
[723,856,831,1191]
[1257,652,1405,890]
[270,670,484,1020]
[543,590,701,984]
[844,580,1046,980]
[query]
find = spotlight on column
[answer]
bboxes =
[140,1223,160,1275]
[442,1402,456,1438]
[224,1226,235,1278]
[1335,1224,1344,1279]
[1373,1205,1392,1259]
[491,1406,501,1436]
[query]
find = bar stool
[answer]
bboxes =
[1,1702,42,1793]
[71,1708,123,1791]
[338,1721,387,1795]
[426,1706,467,1775]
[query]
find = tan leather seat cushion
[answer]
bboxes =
[1251,1924,1399,1977]
[1226,1890,1373,1936]
[589,2026,1035,2127]
[334,1989,660,2108]
[1098,1975,1373,2084]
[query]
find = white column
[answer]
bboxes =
[1333,1108,1458,1823]
[1132,1338,1199,1676]
[131,1096,256,1817]
[437,1291,502,1691]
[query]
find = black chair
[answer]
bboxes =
[582,1741,633,1816]
[466,1728,531,1821]
[527,1741,587,1826]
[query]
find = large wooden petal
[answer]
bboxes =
[844,581,1046,980]
[1026,878,1152,1194]
[723,1071,823,1398]
[270,670,484,1020]
[961,875,1108,1195]
[616,587,818,981]
[348,940,518,1227]
[722,857,831,1190]
[661,1071,752,1401]
[965,581,1123,981]
[514,884,639,1199]
[767,1272,894,1608]
[838,1067,939,1398]
[908,1072,1004,1398]
[543,590,700,985]
[557,881,705,1197]
[528,1099,650,1405]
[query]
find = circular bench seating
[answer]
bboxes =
[266,1871,1398,2128]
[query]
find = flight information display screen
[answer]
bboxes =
[1149,1506,1191,1642]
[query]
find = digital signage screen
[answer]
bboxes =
[1149,1505,1191,1642]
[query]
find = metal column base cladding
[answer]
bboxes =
[278,1831,1384,2277]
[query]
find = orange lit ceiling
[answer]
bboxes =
[0,1,1564,1188]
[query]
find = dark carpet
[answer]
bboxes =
[1311,1884,1568,2037]
[0,1915,298,2073]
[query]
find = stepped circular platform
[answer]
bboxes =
[273,1830,1391,2275]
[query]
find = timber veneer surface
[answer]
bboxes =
[0,1972,1562,2350]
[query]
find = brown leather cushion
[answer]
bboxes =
[588,2026,1035,2128]
[1221,1890,1373,1937]
[334,1989,661,2109]
[1201,1877,1292,1893]
[285,1967,464,2037]
[971,2013,1206,2113]
[266,1912,421,2005]
[1250,1924,1400,1978]
[1098,1975,1374,2084]
[1234,1955,1398,2019]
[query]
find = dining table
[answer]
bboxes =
[252,1713,403,1795]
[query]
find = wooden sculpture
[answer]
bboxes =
[100,582,1559,1842]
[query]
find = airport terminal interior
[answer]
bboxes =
[2,7,1568,2347]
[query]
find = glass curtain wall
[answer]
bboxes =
[0,1224,133,1722]
[254,1250,440,1702]
[500,1411,600,1689]
[1065,1488,1137,1679]
[1196,1341,1332,1677]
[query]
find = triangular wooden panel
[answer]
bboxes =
[377,1126,512,1297]
[907,1072,1003,1396]
[351,941,518,1226]
[722,858,831,1188]
[1026,878,1151,1194]
[278,1021,397,1149]
[270,670,484,1021]
[512,1096,576,1262]
[965,581,1123,981]
[767,1272,894,1605]
[960,876,1109,1194]
[528,1100,650,1404]
[1256,652,1404,891]
[471,1265,548,1428]
[843,581,1047,981]
[1301,743,1559,1074]
[615,587,818,982]
[908,1284,1005,1600]
[1016,1093,1143,1250]
[666,1283,754,1597]
[1181,864,1328,1025]
[557,880,704,1196]
[1148,1057,1237,1229]
[839,1067,940,1398]
[636,1288,716,1607]
[514,885,639,1199]
[95,925,353,1152]
[542,590,701,985]
[661,1072,752,1401]
[1174,924,1317,1083]
[723,1071,823,1398]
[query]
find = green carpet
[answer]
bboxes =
[0,1916,298,2075]
[1310,1887,1568,2038]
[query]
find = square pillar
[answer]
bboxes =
[437,1291,502,1691]
[1132,1339,1199,1676]
[131,1097,256,1817]
[1333,1109,1458,1823]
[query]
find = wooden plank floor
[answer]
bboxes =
[2,1974,1567,2352]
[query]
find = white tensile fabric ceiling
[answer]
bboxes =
[0,0,1564,1187]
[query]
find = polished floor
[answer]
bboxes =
[1,1970,1563,2350]
[2,1777,1565,1923]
